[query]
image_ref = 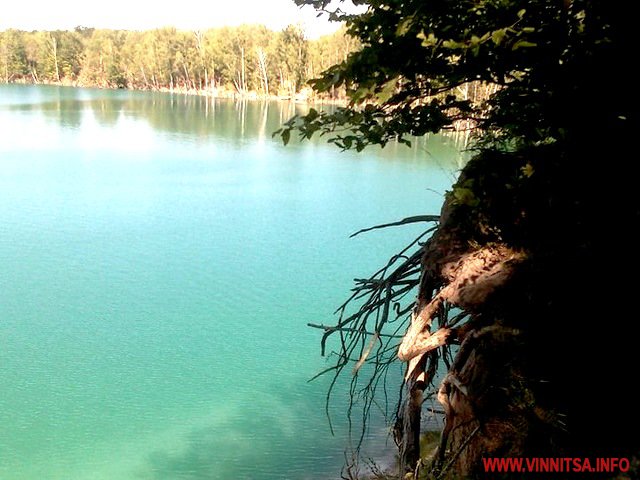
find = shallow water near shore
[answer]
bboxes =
[0,84,462,479]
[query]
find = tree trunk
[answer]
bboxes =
[182,62,191,90]
[398,366,427,476]
[50,34,60,82]
[257,47,269,96]
[140,66,149,89]
[241,46,246,93]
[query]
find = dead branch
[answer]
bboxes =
[350,215,439,238]
[307,323,404,339]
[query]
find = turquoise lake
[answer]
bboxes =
[0,85,464,479]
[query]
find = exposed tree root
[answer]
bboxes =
[311,145,640,479]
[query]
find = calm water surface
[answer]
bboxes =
[0,85,464,479]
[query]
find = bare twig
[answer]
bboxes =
[350,215,440,237]
[308,323,404,339]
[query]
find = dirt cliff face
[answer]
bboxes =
[397,147,640,478]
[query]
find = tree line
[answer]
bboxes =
[0,25,358,98]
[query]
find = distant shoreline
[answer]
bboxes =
[2,78,349,105]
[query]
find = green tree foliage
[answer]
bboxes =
[308,25,359,81]
[0,29,27,82]
[30,30,84,82]
[80,29,127,87]
[57,30,84,79]
[273,25,309,95]
[0,24,358,95]
[281,0,634,153]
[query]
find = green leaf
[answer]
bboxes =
[442,39,462,49]
[491,29,506,45]
[521,163,535,177]
[452,187,479,207]
[512,40,537,50]
[282,129,291,146]
[420,32,438,47]
[396,16,413,36]
[517,9,526,18]
[375,76,399,103]
[352,86,373,103]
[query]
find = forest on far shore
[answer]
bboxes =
[0,25,358,99]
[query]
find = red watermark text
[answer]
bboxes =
[482,457,630,474]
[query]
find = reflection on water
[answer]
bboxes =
[4,88,314,145]
[2,85,468,168]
